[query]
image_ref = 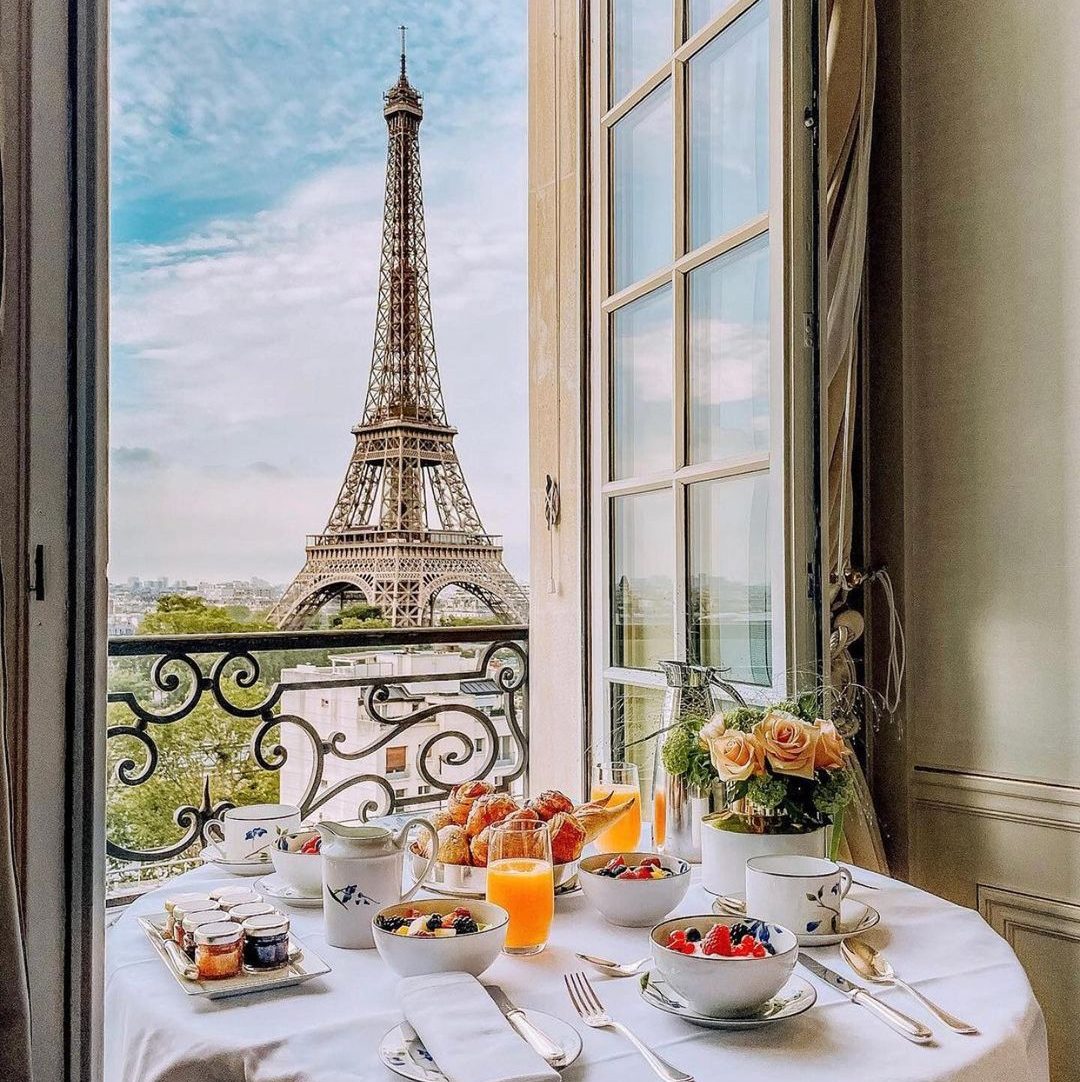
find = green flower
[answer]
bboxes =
[812,768,854,819]
[722,706,765,733]
[745,774,787,810]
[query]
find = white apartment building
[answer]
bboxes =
[277,647,520,822]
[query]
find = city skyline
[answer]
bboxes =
[109,2,529,584]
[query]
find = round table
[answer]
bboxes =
[105,863,1048,1082]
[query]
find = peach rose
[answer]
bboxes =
[753,710,820,779]
[813,719,848,771]
[701,719,765,783]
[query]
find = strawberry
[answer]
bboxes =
[640,857,661,868]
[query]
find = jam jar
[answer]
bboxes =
[164,892,213,938]
[170,898,221,944]
[242,913,291,972]
[194,921,244,980]
[181,910,227,957]
[216,890,262,912]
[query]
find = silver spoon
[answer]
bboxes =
[575,952,651,978]
[841,939,979,1034]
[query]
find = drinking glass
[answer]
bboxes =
[591,760,642,852]
[486,821,555,956]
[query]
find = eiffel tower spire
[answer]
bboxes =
[270,36,528,629]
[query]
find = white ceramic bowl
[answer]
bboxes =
[270,830,322,896]
[650,914,799,1017]
[372,899,509,978]
[578,852,691,928]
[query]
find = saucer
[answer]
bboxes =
[639,970,817,1029]
[380,1011,582,1080]
[200,843,272,877]
[255,873,322,909]
[710,892,881,946]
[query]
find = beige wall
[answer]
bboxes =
[871,2,1080,1076]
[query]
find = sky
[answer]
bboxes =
[108,0,529,585]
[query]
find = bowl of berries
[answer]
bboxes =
[650,915,798,1017]
[270,829,323,897]
[372,899,508,977]
[578,852,691,927]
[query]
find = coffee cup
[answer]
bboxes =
[205,803,302,864]
[744,855,852,936]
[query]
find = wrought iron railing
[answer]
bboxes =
[105,625,528,898]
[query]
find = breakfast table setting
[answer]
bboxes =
[104,779,1050,1082]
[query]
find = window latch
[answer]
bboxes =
[29,543,45,601]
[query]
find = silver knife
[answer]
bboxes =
[486,985,568,1067]
[799,955,933,1043]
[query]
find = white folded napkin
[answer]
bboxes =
[397,972,559,1082]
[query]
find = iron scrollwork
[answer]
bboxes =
[106,627,529,876]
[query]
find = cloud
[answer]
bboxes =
[109,2,529,584]
[112,446,164,470]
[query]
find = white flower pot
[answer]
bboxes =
[700,813,828,897]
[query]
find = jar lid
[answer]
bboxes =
[183,909,227,932]
[173,898,221,921]
[210,885,259,902]
[227,902,276,921]
[242,913,290,937]
[217,890,262,909]
[164,891,212,913]
[193,920,243,947]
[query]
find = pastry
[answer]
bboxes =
[448,781,494,826]
[547,811,586,864]
[465,792,520,838]
[529,790,574,821]
[429,808,455,832]
[572,793,636,845]
[502,807,541,826]
[434,824,470,865]
[469,825,491,867]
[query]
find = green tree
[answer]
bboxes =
[138,594,271,636]
[438,614,503,627]
[329,602,391,630]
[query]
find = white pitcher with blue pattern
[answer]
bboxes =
[317,819,438,948]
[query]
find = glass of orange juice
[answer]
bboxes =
[486,820,554,955]
[591,760,642,853]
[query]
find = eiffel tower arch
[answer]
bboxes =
[269,32,528,630]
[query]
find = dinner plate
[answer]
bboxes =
[200,843,273,877]
[639,970,817,1029]
[411,849,581,899]
[710,892,881,946]
[379,1010,583,1080]
[255,873,322,909]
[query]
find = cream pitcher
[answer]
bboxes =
[316,819,438,949]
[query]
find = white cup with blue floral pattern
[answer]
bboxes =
[745,855,853,936]
[205,803,301,864]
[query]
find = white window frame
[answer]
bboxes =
[588,0,821,750]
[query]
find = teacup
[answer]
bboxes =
[204,803,301,864]
[744,855,852,936]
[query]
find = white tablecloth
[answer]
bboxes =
[105,864,1049,1082]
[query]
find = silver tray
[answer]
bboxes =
[137,916,331,999]
[409,848,579,898]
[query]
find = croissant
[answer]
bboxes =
[547,811,586,864]
[529,789,575,822]
[469,825,491,867]
[465,792,520,838]
[572,792,636,845]
[448,780,494,826]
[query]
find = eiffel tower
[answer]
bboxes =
[269,30,528,629]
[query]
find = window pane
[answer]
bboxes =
[688,234,770,463]
[688,0,730,37]
[688,0,769,248]
[611,489,673,669]
[612,0,672,104]
[608,682,666,818]
[687,473,771,685]
[612,80,673,291]
[612,285,673,479]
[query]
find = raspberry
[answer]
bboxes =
[702,924,731,956]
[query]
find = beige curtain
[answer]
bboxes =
[825,0,889,874]
[0,66,34,1080]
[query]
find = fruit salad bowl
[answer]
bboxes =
[649,914,798,1017]
[578,852,690,927]
[270,829,322,897]
[372,899,508,977]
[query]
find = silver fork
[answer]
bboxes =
[564,971,694,1082]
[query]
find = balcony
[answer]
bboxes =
[105,624,528,903]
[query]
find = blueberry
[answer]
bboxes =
[685,927,702,942]
[426,913,443,932]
